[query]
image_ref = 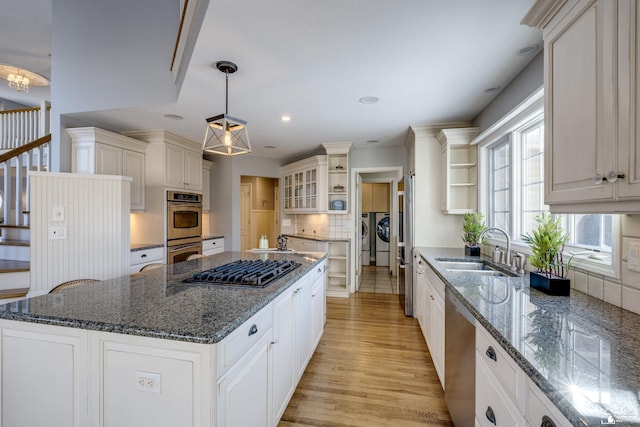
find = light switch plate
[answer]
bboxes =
[282,219,292,227]
[628,241,640,272]
[48,226,67,240]
[52,206,64,221]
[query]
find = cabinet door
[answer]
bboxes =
[165,143,185,188]
[272,289,296,423]
[310,274,326,351]
[294,279,311,380]
[305,167,318,210]
[430,293,445,386]
[544,0,616,204]
[123,150,145,211]
[96,143,123,176]
[184,150,202,191]
[618,0,640,199]
[372,183,390,212]
[361,183,373,213]
[217,331,272,427]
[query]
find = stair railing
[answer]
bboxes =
[0,134,51,226]
[0,101,50,150]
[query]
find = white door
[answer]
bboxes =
[356,173,363,290]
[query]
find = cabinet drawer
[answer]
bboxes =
[216,305,273,377]
[307,261,326,284]
[203,238,224,254]
[476,358,523,427]
[476,325,518,402]
[130,247,163,266]
[525,380,572,427]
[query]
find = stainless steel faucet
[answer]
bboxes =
[479,227,511,268]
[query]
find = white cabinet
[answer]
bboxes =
[294,274,312,380]
[418,258,445,386]
[282,155,327,213]
[524,0,640,212]
[525,378,573,427]
[322,142,351,213]
[130,246,164,273]
[272,286,296,421]
[202,237,224,256]
[437,127,479,214]
[67,127,148,211]
[217,331,273,427]
[310,265,326,350]
[202,159,212,212]
[164,142,202,191]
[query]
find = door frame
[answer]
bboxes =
[351,166,403,295]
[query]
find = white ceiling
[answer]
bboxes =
[0,0,541,162]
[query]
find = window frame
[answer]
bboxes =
[474,87,620,279]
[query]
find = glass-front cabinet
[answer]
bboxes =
[282,155,327,213]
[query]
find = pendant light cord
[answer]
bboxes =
[225,71,229,115]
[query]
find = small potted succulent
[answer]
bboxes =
[461,212,485,256]
[521,213,572,296]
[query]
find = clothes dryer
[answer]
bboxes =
[375,212,390,266]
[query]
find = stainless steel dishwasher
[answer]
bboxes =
[444,287,475,427]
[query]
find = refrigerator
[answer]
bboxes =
[398,172,414,316]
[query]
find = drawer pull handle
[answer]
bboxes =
[317,268,322,273]
[485,406,496,425]
[248,324,258,336]
[541,415,556,427]
[486,346,497,362]
[141,254,147,258]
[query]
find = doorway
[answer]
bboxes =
[351,167,403,295]
[239,176,280,251]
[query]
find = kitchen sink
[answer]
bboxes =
[435,259,516,277]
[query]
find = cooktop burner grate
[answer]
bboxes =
[184,259,301,288]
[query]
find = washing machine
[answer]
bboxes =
[361,213,370,265]
[375,212,390,266]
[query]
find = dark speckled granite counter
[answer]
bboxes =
[416,247,640,427]
[0,251,326,345]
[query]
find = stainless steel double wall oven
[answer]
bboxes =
[167,191,202,264]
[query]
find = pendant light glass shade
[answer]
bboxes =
[203,61,251,156]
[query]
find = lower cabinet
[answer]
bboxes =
[203,237,224,256]
[475,323,572,427]
[0,261,328,427]
[130,246,164,273]
[418,257,445,386]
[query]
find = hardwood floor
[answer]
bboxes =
[279,293,453,426]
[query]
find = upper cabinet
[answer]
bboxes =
[437,128,479,214]
[67,127,148,211]
[164,142,202,191]
[523,0,640,212]
[322,142,351,214]
[282,156,327,213]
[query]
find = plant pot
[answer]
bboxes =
[464,245,481,257]
[529,271,570,296]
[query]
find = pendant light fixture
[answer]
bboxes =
[203,61,251,156]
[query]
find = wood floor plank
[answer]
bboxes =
[279,293,453,426]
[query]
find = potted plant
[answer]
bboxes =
[521,213,572,296]
[461,212,485,256]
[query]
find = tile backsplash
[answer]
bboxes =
[294,214,353,240]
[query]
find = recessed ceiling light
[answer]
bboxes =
[281,115,291,122]
[484,86,502,94]
[518,44,539,55]
[163,113,184,120]
[359,96,380,104]
[264,145,277,149]
[366,139,380,144]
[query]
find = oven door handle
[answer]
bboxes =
[168,242,202,253]
[169,202,202,209]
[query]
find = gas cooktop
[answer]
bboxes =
[183,259,301,288]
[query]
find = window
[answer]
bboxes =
[481,88,617,276]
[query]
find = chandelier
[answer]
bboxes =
[0,64,49,93]
[203,61,251,156]
[7,71,29,92]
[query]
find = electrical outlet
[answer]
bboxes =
[48,226,67,240]
[134,371,161,393]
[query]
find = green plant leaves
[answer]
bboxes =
[461,212,485,246]
[521,213,571,278]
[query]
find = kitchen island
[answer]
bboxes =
[0,251,327,427]
[416,247,640,427]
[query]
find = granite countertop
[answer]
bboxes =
[0,251,326,345]
[415,247,640,427]
[283,233,350,242]
[130,243,164,251]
